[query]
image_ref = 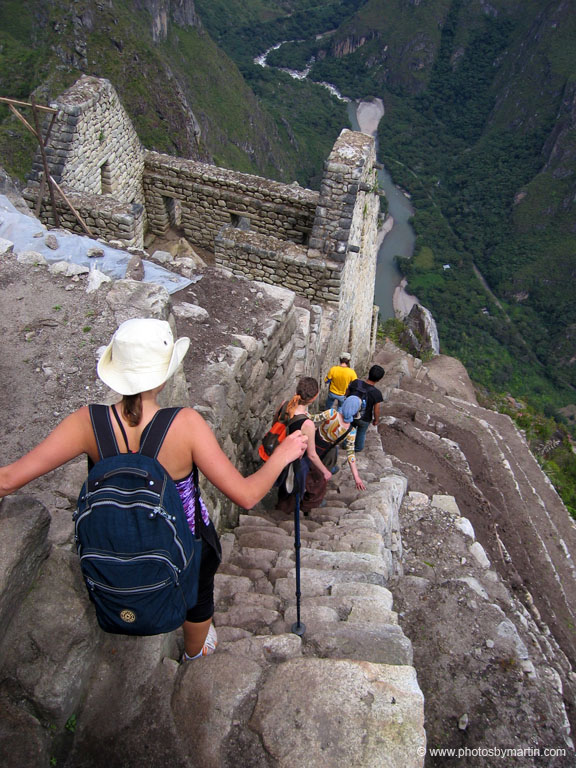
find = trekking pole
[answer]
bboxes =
[291,487,306,636]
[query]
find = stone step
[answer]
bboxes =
[302,621,413,665]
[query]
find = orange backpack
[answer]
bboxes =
[259,401,301,461]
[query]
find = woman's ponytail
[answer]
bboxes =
[121,393,143,426]
[285,394,301,419]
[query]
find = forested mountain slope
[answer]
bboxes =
[0,0,348,185]
[307,0,576,414]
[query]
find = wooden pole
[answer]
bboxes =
[0,96,56,113]
[4,94,92,237]
[30,96,60,227]
[7,103,35,134]
[49,176,93,237]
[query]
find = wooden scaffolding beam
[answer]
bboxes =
[0,95,93,235]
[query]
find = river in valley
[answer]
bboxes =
[255,43,416,319]
[347,101,416,320]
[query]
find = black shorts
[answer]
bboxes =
[185,520,222,623]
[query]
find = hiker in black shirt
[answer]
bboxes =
[347,364,384,452]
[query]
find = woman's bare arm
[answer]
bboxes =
[186,409,307,509]
[0,408,95,497]
[301,419,331,481]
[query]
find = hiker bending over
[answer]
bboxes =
[0,318,307,661]
[276,377,332,514]
[302,395,366,513]
[323,352,357,409]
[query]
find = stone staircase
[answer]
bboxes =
[0,427,426,768]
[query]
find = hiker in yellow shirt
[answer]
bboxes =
[324,352,357,409]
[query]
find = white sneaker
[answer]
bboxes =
[202,624,218,656]
[181,624,218,662]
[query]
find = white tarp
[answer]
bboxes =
[0,194,191,294]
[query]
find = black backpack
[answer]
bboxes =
[74,405,202,636]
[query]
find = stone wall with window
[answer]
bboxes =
[27,75,144,206]
[143,151,318,248]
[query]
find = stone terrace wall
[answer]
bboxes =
[143,151,318,250]
[214,229,343,305]
[183,282,320,530]
[21,188,144,248]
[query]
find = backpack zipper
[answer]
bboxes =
[76,502,189,569]
[81,551,181,577]
[85,575,173,594]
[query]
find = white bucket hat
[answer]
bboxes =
[97,318,190,395]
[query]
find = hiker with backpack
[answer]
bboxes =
[0,318,307,661]
[346,364,385,452]
[270,377,333,515]
[302,394,366,513]
[323,352,358,409]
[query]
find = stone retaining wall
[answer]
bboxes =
[214,229,343,304]
[180,281,323,530]
[21,188,144,248]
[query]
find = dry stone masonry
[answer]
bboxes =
[24,77,145,247]
[2,189,576,763]
[144,151,318,248]
[23,75,381,370]
[0,248,426,767]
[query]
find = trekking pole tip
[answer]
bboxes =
[291,621,306,637]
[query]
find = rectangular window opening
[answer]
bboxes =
[163,196,182,229]
[100,160,113,195]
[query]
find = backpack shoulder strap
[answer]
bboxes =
[287,414,307,433]
[139,407,182,460]
[89,404,121,460]
[334,424,354,447]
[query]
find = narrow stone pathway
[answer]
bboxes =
[0,426,426,768]
[178,426,427,767]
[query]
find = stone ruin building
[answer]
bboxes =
[24,75,381,373]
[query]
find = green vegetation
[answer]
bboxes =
[364,9,576,420]
[244,66,348,187]
[0,0,343,186]
[195,0,367,64]
[65,714,77,733]
[482,392,576,519]
[379,317,435,363]
[1,0,574,439]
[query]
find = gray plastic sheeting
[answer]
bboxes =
[0,195,191,294]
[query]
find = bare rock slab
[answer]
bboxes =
[0,495,51,648]
[251,658,425,768]
[305,621,413,666]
